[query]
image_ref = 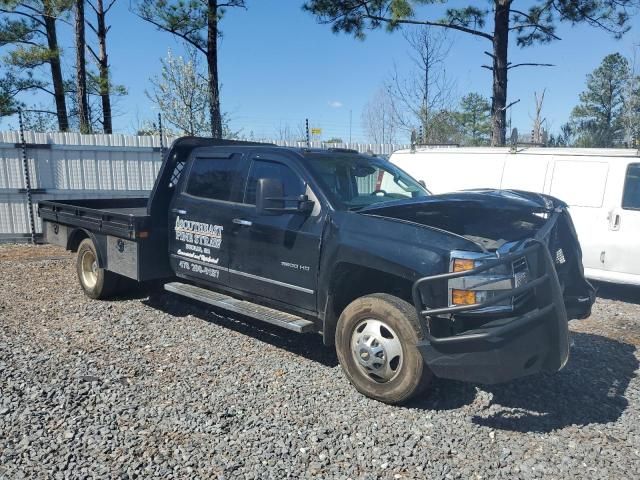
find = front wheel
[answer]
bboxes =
[335,293,433,404]
[76,238,119,299]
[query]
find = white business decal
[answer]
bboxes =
[175,216,224,272]
[178,260,220,279]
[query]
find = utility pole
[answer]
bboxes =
[305,118,310,148]
[349,109,352,144]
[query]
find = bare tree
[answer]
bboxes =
[385,26,455,142]
[362,87,398,144]
[531,89,546,144]
[305,0,640,146]
[146,48,211,136]
[275,123,294,142]
[622,46,640,145]
[133,0,248,138]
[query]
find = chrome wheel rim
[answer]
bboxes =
[350,318,403,383]
[80,250,98,289]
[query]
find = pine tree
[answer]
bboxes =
[304,0,640,146]
[571,53,634,147]
[74,0,90,133]
[457,93,491,146]
[134,0,247,138]
[86,0,118,133]
[0,0,73,130]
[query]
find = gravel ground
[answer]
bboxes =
[0,244,639,479]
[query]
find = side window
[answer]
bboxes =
[245,159,305,205]
[622,163,640,210]
[550,160,608,208]
[355,167,413,197]
[185,155,241,201]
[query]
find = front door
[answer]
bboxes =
[230,155,323,312]
[602,162,640,281]
[168,149,247,287]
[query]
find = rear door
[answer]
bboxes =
[601,162,640,281]
[168,149,247,287]
[229,154,323,312]
[548,158,610,273]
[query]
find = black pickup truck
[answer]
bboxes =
[39,137,595,404]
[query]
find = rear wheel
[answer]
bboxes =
[335,293,433,404]
[76,238,119,299]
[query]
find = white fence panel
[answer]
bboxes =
[0,131,408,241]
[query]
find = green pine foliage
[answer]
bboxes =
[571,53,639,147]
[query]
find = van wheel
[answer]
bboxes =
[76,238,119,299]
[335,293,433,404]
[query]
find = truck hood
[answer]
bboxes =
[360,189,564,215]
[359,189,565,251]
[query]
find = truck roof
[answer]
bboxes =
[167,137,378,161]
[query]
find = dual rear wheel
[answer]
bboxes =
[76,238,119,299]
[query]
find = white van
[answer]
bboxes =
[390,147,640,286]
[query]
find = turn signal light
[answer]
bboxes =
[451,289,477,305]
[452,258,475,272]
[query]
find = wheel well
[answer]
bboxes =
[67,228,89,252]
[323,263,413,345]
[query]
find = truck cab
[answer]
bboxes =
[39,137,595,404]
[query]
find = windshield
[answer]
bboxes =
[305,154,429,210]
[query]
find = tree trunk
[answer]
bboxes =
[207,0,223,138]
[96,0,112,134]
[491,0,510,146]
[75,0,90,133]
[43,14,69,132]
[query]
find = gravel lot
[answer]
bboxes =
[1,244,639,479]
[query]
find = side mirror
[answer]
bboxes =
[256,178,284,215]
[256,178,316,216]
[418,180,427,188]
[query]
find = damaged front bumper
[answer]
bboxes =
[412,240,578,384]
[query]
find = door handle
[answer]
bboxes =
[171,208,187,215]
[609,211,621,231]
[232,218,252,227]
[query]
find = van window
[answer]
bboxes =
[550,160,608,208]
[622,163,640,210]
[501,158,549,192]
[244,159,305,205]
[185,155,241,201]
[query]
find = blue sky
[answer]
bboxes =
[6,0,640,142]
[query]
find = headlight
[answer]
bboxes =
[448,251,531,312]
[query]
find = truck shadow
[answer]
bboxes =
[467,332,638,433]
[144,293,339,368]
[144,294,637,432]
[593,281,640,305]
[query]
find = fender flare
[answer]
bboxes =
[67,228,107,269]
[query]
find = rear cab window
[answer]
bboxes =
[622,163,640,210]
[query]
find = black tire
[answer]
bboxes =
[76,238,119,299]
[335,293,433,404]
